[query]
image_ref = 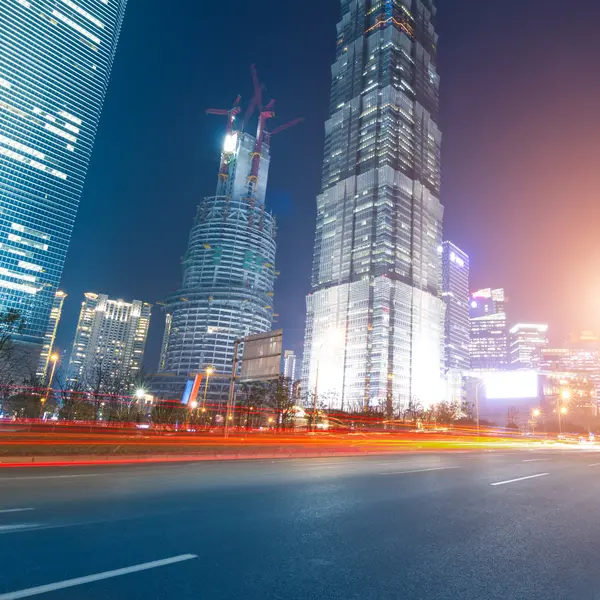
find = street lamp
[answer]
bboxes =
[135,388,146,401]
[474,379,485,437]
[41,353,59,420]
[48,353,59,388]
[532,408,541,435]
[557,389,570,435]
[202,367,214,409]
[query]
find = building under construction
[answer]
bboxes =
[153,69,299,403]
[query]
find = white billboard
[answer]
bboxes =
[240,329,283,381]
[481,371,539,399]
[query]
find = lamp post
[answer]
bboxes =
[558,389,570,436]
[40,353,59,419]
[202,367,213,409]
[48,353,59,388]
[532,408,541,435]
[474,379,484,437]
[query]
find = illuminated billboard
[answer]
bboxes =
[480,371,539,399]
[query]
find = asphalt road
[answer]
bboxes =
[1,449,600,599]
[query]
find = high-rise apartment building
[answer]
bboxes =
[36,290,66,382]
[155,98,278,402]
[67,293,151,387]
[283,350,297,381]
[0,1,128,349]
[509,323,548,369]
[441,242,470,372]
[470,288,508,370]
[302,0,444,411]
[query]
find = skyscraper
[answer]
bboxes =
[470,288,508,370]
[67,293,151,387]
[0,1,128,349]
[36,289,66,382]
[302,0,444,411]
[509,323,548,369]
[283,350,297,383]
[441,242,470,372]
[155,89,282,403]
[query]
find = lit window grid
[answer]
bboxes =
[159,196,277,403]
[303,3,444,408]
[67,294,151,387]
[0,1,126,342]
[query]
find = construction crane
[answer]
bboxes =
[263,117,304,145]
[206,95,242,183]
[245,64,276,199]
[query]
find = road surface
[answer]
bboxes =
[1,449,600,599]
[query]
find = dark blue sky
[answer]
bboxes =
[57,0,600,366]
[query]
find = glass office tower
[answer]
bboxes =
[441,242,470,372]
[0,1,127,346]
[302,0,444,411]
[470,288,508,370]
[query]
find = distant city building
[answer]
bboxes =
[283,350,297,392]
[540,331,600,402]
[67,294,151,387]
[509,323,548,369]
[441,242,470,372]
[36,290,66,383]
[470,288,508,370]
[155,85,288,402]
[0,1,128,349]
[302,0,445,411]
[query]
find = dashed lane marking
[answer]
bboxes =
[0,554,198,599]
[490,473,549,486]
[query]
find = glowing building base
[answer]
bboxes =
[302,276,444,412]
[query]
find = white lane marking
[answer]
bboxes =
[0,554,198,599]
[588,463,600,467]
[0,474,98,482]
[522,458,551,462]
[0,508,33,514]
[490,473,549,486]
[380,466,460,476]
[0,524,39,533]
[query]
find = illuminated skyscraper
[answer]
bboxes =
[0,1,128,349]
[155,116,277,402]
[470,288,508,370]
[283,350,297,393]
[441,242,470,372]
[67,293,151,387]
[302,0,444,410]
[509,323,548,369]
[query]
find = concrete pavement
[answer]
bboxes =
[1,450,600,599]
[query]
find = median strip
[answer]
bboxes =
[490,473,549,486]
[0,553,198,599]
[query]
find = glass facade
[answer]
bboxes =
[441,241,470,372]
[302,0,445,411]
[470,288,508,370]
[509,323,548,369]
[67,293,151,386]
[155,132,276,403]
[0,0,127,345]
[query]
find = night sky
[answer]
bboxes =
[56,0,600,368]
